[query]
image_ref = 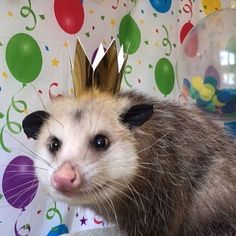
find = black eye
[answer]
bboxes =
[92,134,109,151]
[48,136,61,154]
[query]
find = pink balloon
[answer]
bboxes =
[184,30,198,57]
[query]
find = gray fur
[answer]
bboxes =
[88,91,236,235]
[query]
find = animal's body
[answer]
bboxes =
[23,90,236,236]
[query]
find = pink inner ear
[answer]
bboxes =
[51,162,81,192]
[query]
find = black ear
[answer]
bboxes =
[22,110,50,140]
[121,104,154,129]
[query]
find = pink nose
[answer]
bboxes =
[51,162,81,193]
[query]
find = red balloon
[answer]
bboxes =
[180,21,193,44]
[54,0,84,34]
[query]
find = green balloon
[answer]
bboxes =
[119,14,141,54]
[155,58,175,96]
[6,33,43,84]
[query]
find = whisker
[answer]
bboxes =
[0,164,46,171]
[3,179,38,195]
[85,186,112,224]
[93,181,120,235]
[6,183,39,208]
[4,131,54,169]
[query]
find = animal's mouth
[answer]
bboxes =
[56,181,111,199]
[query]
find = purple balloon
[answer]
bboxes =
[204,65,220,88]
[2,156,39,209]
[91,46,106,65]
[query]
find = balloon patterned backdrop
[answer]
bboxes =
[0,0,235,235]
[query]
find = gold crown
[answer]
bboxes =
[70,39,128,97]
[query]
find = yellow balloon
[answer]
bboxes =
[201,0,221,15]
[212,95,225,107]
[191,76,204,91]
[200,84,215,101]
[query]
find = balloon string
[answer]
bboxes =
[46,201,63,225]
[0,91,27,153]
[183,0,193,18]
[112,0,119,9]
[20,0,37,31]
[14,209,31,236]
[49,82,63,100]
[162,25,172,56]
[94,216,105,226]
[124,65,132,88]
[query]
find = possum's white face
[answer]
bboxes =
[22,92,153,206]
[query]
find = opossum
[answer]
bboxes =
[22,90,236,236]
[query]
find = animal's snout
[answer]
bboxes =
[51,162,81,193]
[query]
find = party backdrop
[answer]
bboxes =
[0,0,234,235]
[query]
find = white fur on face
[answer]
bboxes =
[35,94,139,206]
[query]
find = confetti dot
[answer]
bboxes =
[39,15,45,20]
[0,42,2,46]
[92,26,95,30]
[51,58,60,67]
[64,42,68,48]
[153,13,157,17]
[38,90,43,94]
[141,9,144,14]
[76,213,79,217]
[85,32,90,37]
[7,11,13,17]
[89,9,94,14]
[2,72,8,79]
[138,79,141,83]
[110,18,116,26]
[101,16,105,20]
[45,45,49,51]
[148,64,153,68]
[37,210,41,214]
[144,41,149,45]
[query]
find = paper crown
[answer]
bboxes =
[70,39,128,97]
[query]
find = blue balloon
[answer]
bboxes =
[149,0,172,13]
[196,98,211,108]
[47,224,69,236]
[183,78,191,89]
[217,90,232,103]
[224,121,236,138]
[221,104,235,114]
